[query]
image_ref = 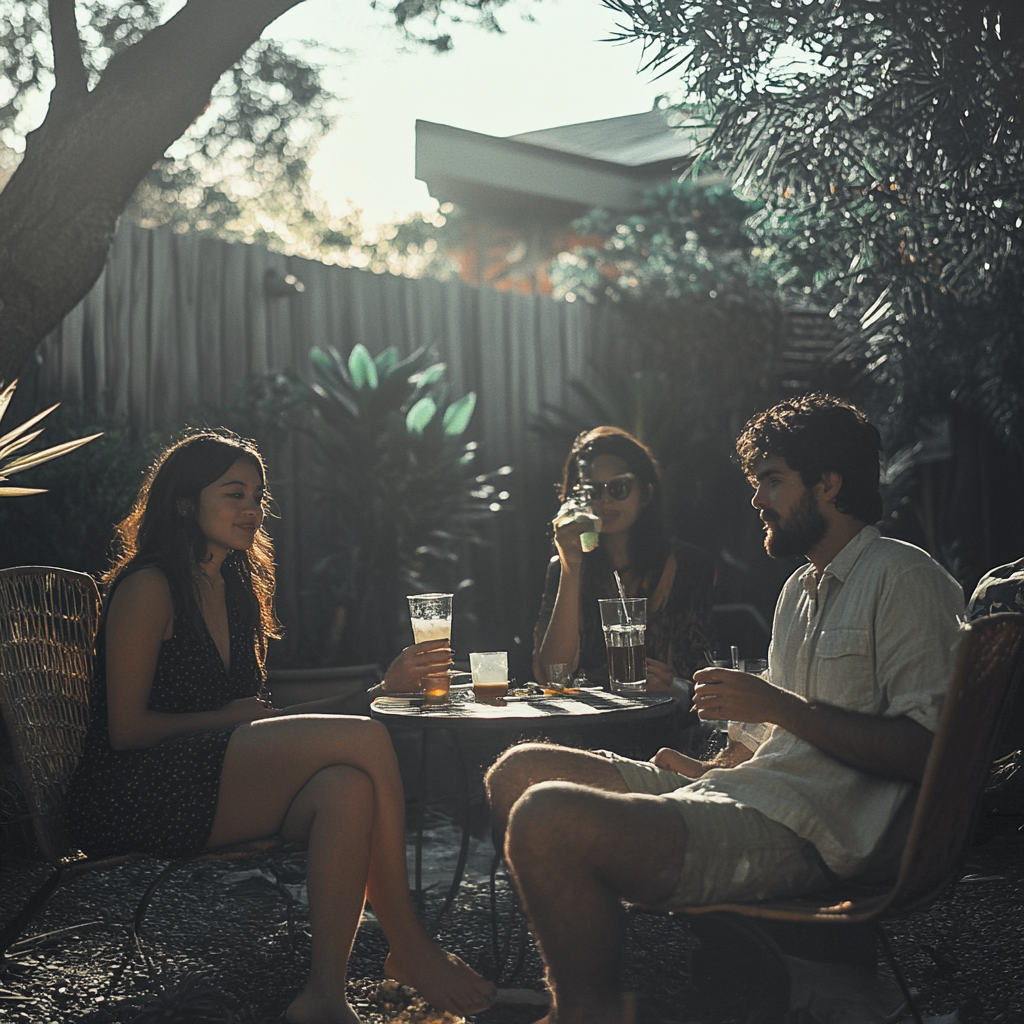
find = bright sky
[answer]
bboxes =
[265,0,665,229]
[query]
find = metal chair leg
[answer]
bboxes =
[111,855,196,986]
[872,922,924,1024]
[487,848,530,986]
[429,728,472,933]
[0,863,70,957]
[414,729,430,902]
[489,847,504,979]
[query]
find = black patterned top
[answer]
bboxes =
[67,568,261,858]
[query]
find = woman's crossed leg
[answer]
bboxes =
[210,713,496,1024]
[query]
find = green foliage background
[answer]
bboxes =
[607,0,1024,449]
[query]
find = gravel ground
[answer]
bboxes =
[1,811,1021,1024]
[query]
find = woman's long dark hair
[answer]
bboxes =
[559,426,670,588]
[105,429,281,670]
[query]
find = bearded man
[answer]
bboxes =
[485,393,965,1024]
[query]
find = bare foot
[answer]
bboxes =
[285,983,362,1024]
[384,942,496,1016]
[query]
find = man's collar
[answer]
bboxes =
[802,525,880,584]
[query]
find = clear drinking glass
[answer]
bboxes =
[407,593,453,703]
[598,597,647,694]
[469,651,508,700]
[544,662,572,691]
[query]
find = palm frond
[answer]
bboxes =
[0,382,102,497]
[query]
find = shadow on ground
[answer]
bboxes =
[1,810,1021,1024]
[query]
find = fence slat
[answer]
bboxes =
[29,223,610,671]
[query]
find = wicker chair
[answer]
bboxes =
[0,566,284,962]
[643,612,1024,1024]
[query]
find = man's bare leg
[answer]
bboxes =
[485,742,629,836]
[505,780,686,1024]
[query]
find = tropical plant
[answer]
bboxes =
[0,405,159,575]
[0,381,101,498]
[263,345,512,668]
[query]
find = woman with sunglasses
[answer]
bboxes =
[534,427,715,706]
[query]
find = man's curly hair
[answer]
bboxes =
[736,394,883,524]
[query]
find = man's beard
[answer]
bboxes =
[762,487,828,558]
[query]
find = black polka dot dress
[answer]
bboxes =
[67,571,262,859]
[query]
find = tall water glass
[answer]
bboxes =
[598,598,647,694]
[407,593,453,703]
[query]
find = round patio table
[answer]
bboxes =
[371,686,675,929]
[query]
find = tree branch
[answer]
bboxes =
[0,0,306,386]
[47,0,89,113]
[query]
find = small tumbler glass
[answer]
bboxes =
[469,651,508,701]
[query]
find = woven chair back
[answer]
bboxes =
[0,566,101,865]
[890,611,1024,913]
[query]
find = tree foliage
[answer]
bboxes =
[607,0,1024,445]
[550,176,787,399]
[0,0,527,385]
[3,4,350,252]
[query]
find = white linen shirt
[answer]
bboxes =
[681,526,965,877]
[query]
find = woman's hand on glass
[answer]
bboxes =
[383,639,453,693]
[645,658,674,692]
[552,516,588,573]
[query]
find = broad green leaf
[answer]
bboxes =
[374,348,399,377]
[405,397,437,435]
[348,345,379,390]
[305,346,333,378]
[442,393,477,436]
[410,363,445,389]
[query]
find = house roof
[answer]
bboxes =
[509,108,705,167]
[416,109,708,220]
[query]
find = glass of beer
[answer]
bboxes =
[598,598,647,694]
[407,593,453,704]
[469,651,508,700]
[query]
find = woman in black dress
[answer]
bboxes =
[67,430,493,1024]
[534,427,715,695]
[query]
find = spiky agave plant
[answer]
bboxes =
[0,381,102,497]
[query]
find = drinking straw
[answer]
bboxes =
[613,570,630,624]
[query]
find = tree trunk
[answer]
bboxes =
[0,0,304,386]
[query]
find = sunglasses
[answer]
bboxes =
[577,474,637,503]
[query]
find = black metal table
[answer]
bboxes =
[370,687,676,930]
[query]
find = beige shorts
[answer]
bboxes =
[601,750,836,906]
